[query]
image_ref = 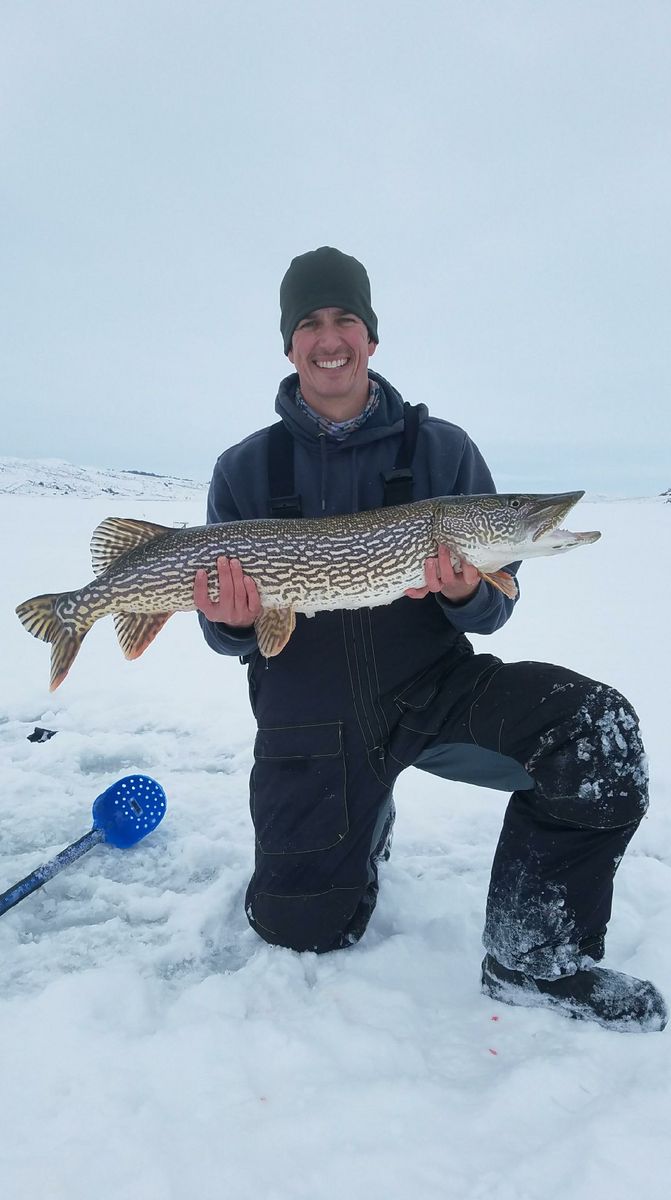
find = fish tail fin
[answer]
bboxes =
[15,592,95,691]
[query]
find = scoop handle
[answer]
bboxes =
[0,828,105,917]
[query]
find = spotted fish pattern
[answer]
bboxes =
[15,491,600,691]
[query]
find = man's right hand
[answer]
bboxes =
[193,557,262,627]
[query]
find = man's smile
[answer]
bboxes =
[314,357,350,369]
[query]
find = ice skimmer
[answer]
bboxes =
[0,775,167,917]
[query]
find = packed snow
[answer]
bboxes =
[1,464,670,1200]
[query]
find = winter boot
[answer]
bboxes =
[481,954,668,1032]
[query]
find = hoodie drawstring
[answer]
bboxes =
[319,433,327,512]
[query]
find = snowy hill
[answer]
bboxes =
[0,456,207,501]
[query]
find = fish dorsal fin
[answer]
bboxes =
[254,606,296,658]
[114,611,173,660]
[90,517,172,576]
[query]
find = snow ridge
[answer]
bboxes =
[0,456,207,501]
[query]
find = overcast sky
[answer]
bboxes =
[1,1,669,494]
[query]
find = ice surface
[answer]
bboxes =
[1,470,670,1200]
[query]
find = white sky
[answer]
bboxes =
[1,0,669,494]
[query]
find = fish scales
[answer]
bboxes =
[57,505,430,620]
[15,491,601,690]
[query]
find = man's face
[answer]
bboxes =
[287,307,377,417]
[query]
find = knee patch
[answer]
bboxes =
[246,884,372,954]
[527,684,649,829]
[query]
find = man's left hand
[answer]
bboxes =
[405,545,481,604]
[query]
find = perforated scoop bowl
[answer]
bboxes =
[0,774,167,917]
[92,774,167,848]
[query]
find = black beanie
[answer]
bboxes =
[280,246,379,354]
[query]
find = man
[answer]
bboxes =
[195,246,666,1032]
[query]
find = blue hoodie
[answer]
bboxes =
[199,370,518,660]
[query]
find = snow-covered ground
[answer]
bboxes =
[1,470,670,1200]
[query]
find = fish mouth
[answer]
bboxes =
[560,529,601,545]
[529,491,586,542]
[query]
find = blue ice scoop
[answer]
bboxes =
[0,775,167,917]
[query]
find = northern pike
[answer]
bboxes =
[16,491,600,691]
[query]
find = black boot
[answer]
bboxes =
[481,954,668,1032]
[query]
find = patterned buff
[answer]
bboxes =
[295,378,381,439]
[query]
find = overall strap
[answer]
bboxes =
[267,420,303,518]
[267,401,422,517]
[382,401,421,506]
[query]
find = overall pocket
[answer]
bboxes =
[392,641,477,736]
[393,663,444,735]
[251,721,348,855]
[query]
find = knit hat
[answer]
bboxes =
[280,246,379,354]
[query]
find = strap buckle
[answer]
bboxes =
[382,468,414,507]
[269,494,303,519]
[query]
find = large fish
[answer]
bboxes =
[16,491,600,691]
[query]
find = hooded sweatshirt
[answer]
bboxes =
[199,370,518,661]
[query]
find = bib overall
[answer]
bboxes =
[240,404,648,980]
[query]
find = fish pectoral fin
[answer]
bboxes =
[254,606,296,658]
[114,612,173,660]
[478,569,518,600]
[91,517,173,576]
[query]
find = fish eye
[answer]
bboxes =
[509,499,521,509]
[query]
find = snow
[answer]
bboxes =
[0,455,207,500]
[1,467,670,1200]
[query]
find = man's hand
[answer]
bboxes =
[405,545,481,604]
[194,557,262,627]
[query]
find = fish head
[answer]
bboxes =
[433,491,601,569]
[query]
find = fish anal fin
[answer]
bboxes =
[91,518,172,576]
[478,569,518,600]
[254,607,296,658]
[114,612,173,660]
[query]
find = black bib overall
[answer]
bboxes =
[243,414,648,980]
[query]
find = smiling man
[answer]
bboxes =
[288,306,375,419]
[195,246,667,1033]
[282,248,378,421]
